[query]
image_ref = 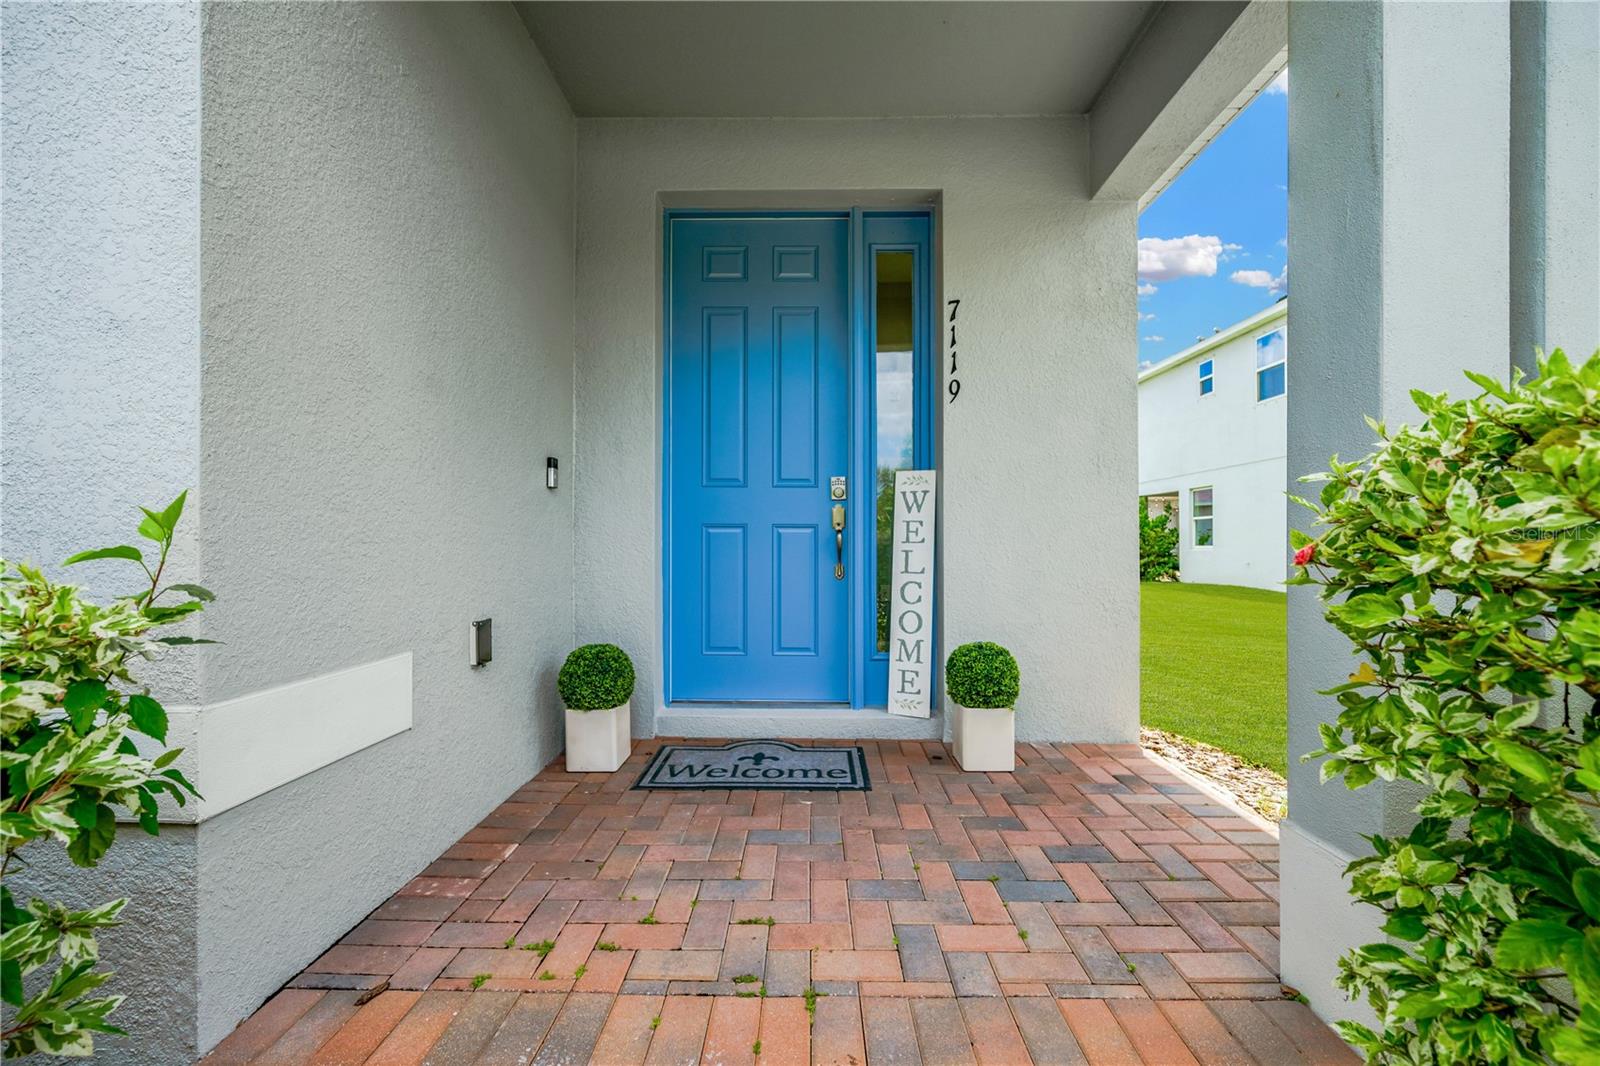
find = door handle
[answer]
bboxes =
[831,504,846,580]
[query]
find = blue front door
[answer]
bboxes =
[667,217,851,702]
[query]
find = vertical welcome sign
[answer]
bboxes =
[888,470,937,718]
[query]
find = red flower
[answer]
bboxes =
[1294,542,1317,567]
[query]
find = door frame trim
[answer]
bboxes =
[854,212,937,708]
[661,208,936,709]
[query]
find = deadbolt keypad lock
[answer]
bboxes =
[831,504,846,579]
[830,476,847,501]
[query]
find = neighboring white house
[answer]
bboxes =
[1138,299,1288,590]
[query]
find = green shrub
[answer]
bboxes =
[1295,348,1600,1064]
[1139,500,1180,581]
[1,493,205,1058]
[557,644,635,710]
[945,642,1020,709]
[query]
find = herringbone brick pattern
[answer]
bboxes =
[203,740,1356,1064]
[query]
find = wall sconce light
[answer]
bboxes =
[470,618,493,668]
[546,457,559,490]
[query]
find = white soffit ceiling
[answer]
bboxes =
[514,1,1159,118]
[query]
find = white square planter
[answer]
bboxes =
[564,700,631,773]
[951,702,1015,772]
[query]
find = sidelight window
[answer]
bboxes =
[874,250,916,652]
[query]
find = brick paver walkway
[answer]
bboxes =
[203,740,1355,1064]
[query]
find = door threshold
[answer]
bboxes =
[668,700,852,709]
[656,702,942,741]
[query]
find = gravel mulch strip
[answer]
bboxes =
[1140,726,1287,822]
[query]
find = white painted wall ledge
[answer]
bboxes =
[138,653,413,823]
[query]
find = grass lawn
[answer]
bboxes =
[1141,582,1288,776]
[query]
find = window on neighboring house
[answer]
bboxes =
[1192,487,1214,546]
[1256,329,1286,400]
[1199,359,1214,396]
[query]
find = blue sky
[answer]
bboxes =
[1137,71,1287,367]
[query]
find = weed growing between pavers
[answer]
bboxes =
[803,986,826,1025]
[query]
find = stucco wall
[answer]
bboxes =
[1284,0,1390,868]
[1540,1,1599,354]
[9,831,202,1065]
[1511,0,1600,366]
[1,5,204,1063]
[194,1,575,1048]
[0,0,203,698]
[1283,0,1520,1028]
[1286,0,1512,865]
[574,118,1139,743]
[1138,311,1288,590]
[1145,457,1287,591]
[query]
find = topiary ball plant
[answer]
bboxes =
[945,642,1020,709]
[558,644,635,711]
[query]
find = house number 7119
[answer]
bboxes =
[946,299,961,402]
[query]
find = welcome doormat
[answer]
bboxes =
[634,740,870,792]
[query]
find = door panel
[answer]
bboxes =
[702,309,748,485]
[773,308,819,486]
[772,525,819,654]
[701,525,747,654]
[668,217,850,702]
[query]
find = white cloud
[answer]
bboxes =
[1138,311,1157,322]
[1231,264,1289,296]
[1266,69,1288,95]
[1137,235,1242,282]
[1144,335,1164,343]
[1137,282,1158,297]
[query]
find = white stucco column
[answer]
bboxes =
[1,5,204,1063]
[4,5,583,1058]
[1279,0,1577,1027]
[1511,1,1600,369]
